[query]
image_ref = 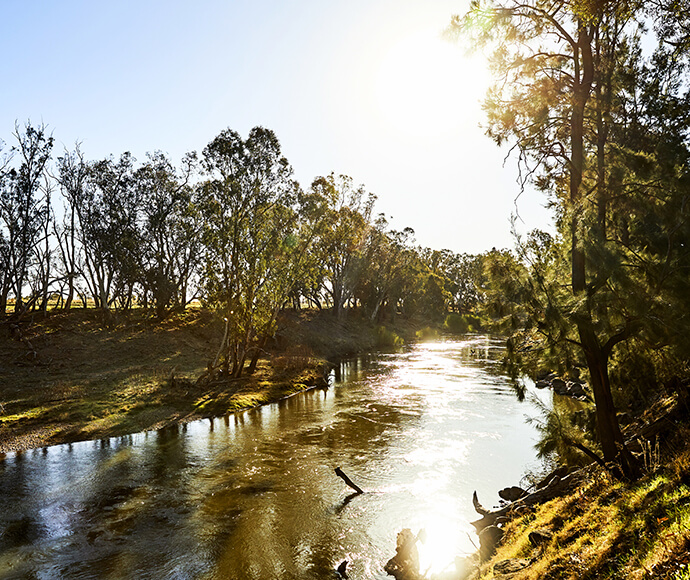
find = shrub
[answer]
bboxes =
[444,313,469,333]
[444,313,483,334]
[376,326,404,347]
[416,326,440,340]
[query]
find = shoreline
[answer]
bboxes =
[0,307,420,456]
[3,309,689,578]
[0,379,329,457]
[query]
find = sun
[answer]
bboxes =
[374,29,489,139]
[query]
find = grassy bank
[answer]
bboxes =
[465,394,690,580]
[0,307,414,454]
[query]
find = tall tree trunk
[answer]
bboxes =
[569,23,625,467]
[64,206,76,311]
[65,273,74,311]
[578,325,622,461]
[233,346,246,379]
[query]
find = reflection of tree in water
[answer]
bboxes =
[0,426,247,578]
[194,371,422,579]
[527,392,594,468]
[0,337,541,579]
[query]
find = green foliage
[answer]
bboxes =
[356,216,417,323]
[444,313,469,334]
[527,394,598,468]
[443,312,482,333]
[199,126,301,376]
[310,173,374,319]
[135,151,201,317]
[452,0,690,469]
[0,122,53,312]
[376,325,404,347]
[415,326,439,340]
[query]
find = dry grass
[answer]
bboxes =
[0,308,336,454]
[475,440,690,580]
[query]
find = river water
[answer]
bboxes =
[0,336,551,580]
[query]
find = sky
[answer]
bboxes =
[0,0,553,254]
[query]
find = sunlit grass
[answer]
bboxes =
[1,307,424,452]
[474,459,690,579]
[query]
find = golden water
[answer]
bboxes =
[0,336,550,579]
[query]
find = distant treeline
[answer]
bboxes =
[0,122,508,374]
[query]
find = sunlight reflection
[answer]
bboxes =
[0,337,548,579]
[417,511,475,576]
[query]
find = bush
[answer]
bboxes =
[443,313,482,334]
[271,345,315,374]
[376,326,404,347]
[465,314,482,330]
[444,313,469,333]
[416,326,440,340]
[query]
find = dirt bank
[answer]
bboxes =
[0,308,413,454]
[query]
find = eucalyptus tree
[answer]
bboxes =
[74,153,139,309]
[281,179,337,310]
[0,231,9,315]
[135,151,201,318]
[55,145,89,310]
[32,175,55,312]
[443,251,484,314]
[311,173,375,319]
[411,248,455,321]
[0,140,12,315]
[0,122,53,314]
[357,216,417,322]
[199,126,300,377]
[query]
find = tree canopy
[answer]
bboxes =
[451,0,690,476]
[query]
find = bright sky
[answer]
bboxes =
[0,0,552,254]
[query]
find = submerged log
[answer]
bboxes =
[384,528,423,580]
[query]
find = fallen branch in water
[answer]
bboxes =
[335,467,364,494]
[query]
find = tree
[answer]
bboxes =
[199,126,300,377]
[0,139,12,315]
[451,0,687,475]
[135,151,200,318]
[434,250,484,315]
[357,216,417,322]
[413,248,456,321]
[71,152,140,310]
[0,122,53,315]
[55,144,89,310]
[311,173,375,319]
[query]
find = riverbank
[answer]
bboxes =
[0,308,419,454]
[446,392,690,580]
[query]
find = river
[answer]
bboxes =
[0,336,551,579]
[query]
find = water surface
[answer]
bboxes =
[0,336,550,579]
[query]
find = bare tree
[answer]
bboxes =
[0,122,53,315]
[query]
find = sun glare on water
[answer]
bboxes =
[416,516,472,576]
[374,29,489,139]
